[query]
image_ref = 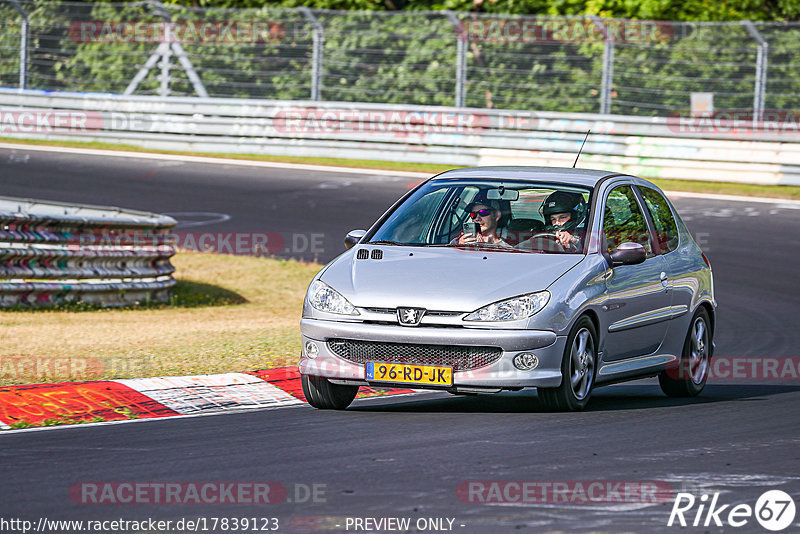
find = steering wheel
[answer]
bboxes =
[530,232,560,242]
[516,232,565,252]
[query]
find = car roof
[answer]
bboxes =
[430,166,622,188]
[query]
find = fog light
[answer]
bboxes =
[513,352,538,370]
[304,341,319,359]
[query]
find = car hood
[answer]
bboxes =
[319,246,584,311]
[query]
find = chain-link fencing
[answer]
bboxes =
[1,0,799,117]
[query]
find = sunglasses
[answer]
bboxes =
[470,208,493,219]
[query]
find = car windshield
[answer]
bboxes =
[367,179,593,253]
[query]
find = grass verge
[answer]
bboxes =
[0,252,321,387]
[3,136,800,200]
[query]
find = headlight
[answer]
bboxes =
[464,291,550,322]
[307,280,359,315]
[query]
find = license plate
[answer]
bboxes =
[365,361,452,387]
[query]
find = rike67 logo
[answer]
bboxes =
[668,490,796,531]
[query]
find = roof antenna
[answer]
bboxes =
[572,129,591,168]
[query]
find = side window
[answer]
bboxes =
[603,186,653,255]
[640,187,679,254]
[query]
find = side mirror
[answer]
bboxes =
[609,242,646,267]
[344,229,367,250]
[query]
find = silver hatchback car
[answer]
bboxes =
[299,167,715,411]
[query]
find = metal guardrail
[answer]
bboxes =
[2,89,799,185]
[0,195,176,307]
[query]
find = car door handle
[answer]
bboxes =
[660,271,670,290]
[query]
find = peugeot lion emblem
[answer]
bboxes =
[397,307,426,326]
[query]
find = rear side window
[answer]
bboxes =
[640,187,679,254]
[603,186,653,255]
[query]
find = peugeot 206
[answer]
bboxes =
[299,167,715,411]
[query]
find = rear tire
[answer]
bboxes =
[301,374,359,410]
[538,316,597,411]
[659,308,711,397]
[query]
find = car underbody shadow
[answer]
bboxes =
[347,383,800,413]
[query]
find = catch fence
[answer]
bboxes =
[2,0,800,117]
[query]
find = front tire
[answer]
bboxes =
[659,308,711,397]
[301,374,359,410]
[538,316,597,411]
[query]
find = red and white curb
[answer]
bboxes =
[0,367,412,429]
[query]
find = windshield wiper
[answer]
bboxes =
[446,242,528,252]
[366,240,404,246]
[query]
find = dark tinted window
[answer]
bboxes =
[603,186,652,254]
[640,187,679,253]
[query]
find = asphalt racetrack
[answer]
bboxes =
[1,145,800,533]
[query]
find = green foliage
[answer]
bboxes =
[2,1,798,116]
[159,0,800,20]
[315,11,457,104]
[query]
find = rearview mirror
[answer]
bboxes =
[486,188,519,201]
[609,242,646,267]
[344,229,366,250]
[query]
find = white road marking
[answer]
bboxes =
[0,142,429,178]
[163,211,232,228]
[7,154,29,163]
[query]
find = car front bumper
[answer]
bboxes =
[299,318,566,391]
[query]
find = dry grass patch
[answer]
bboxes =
[0,252,322,386]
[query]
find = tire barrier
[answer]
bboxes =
[0,196,176,307]
[1,89,800,185]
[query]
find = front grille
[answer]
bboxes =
[363,307,463,317]
[328,339,502,371]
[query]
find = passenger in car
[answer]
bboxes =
[515,191,586,252]
[451,197,511,247]
[542,191,586,252]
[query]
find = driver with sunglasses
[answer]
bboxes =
[451,197,510,247]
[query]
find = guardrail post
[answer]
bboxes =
[443,11,466,108]
[159,43,172,97]
[600,40,614,114]
[743,21,768,122]
[591,17,614,115]
[299,7,323,101]
[8,0,29,90]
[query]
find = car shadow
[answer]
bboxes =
[170,280,248,307]
[348,383,800,413]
